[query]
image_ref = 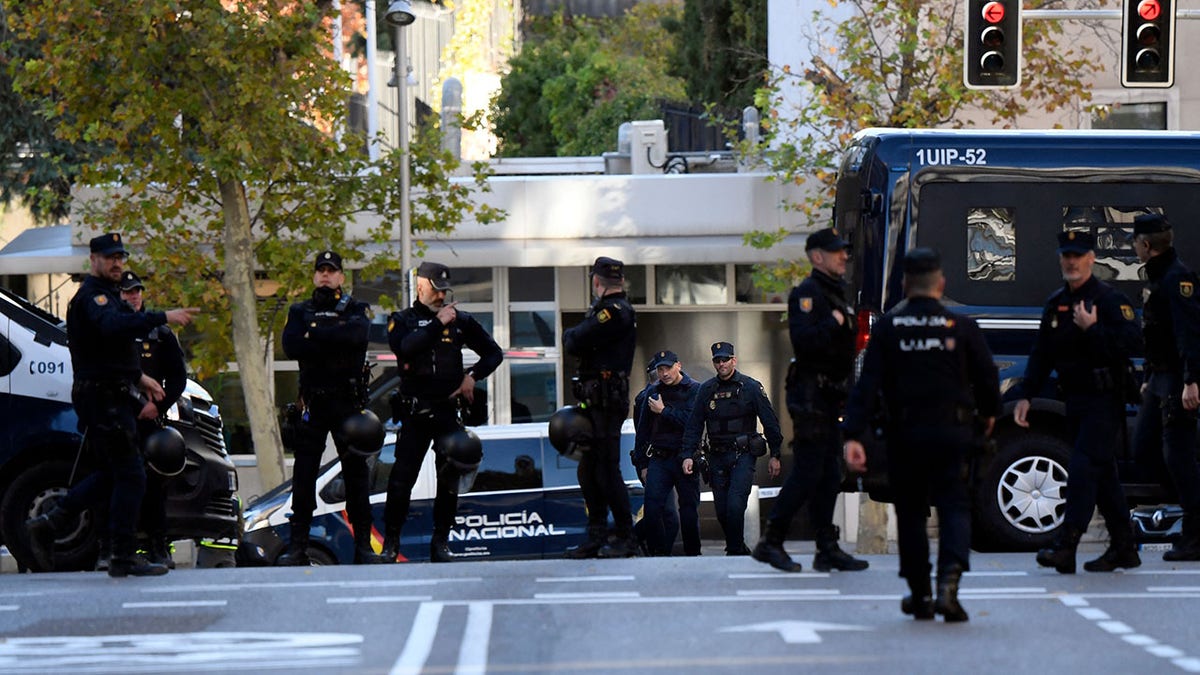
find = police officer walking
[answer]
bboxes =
[279,250,385,565]
[631,356,680,555]
[1131,213,1200,561]
[843,249,999,623]
[382,262,502,562]
[634,350,701,556]
[754,227,868,573]
[28,233,197,577]
[682,342,784,556]
[563,256,637,559]
[1015,231,1143,573]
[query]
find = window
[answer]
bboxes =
[735,265,788,304]
[1061,206,1148,282]
[468,436,543,493]
[656,264,726,305]
[1090,101,1167,130]
[509,362,557,423]
[0,334,18,377]
[967,207,1016,282]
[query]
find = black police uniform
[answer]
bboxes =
[280,251,379,565]
[383,262,502,562]
[631,365,681,555]
[633,353,700,556]
[1131,214,1200,560]
[563,257,637,558]
[1019,231,1143,573]
[682,343,784,555]
[843,249,1000,622]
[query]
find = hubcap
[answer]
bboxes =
[996,455,1068,534]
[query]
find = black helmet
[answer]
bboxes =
[341,410,385,457]
[548,406,593,461]
[143,426,187,476]
[437,428,483,491]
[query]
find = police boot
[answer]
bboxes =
[1164,515,1200,561]
[1036,525,1083,574]
[901,574,935,620]
[379,531,401,563]
[1083,521,1141,572]
[276,531,312,566]
[353,530,389,565]
[597,533,638,559]
[813,526,869,572]
[430,537,457,563]
[94,536,111,572]
[565,527,607,560]
[145,538,175,569]
[25,504,72,572]
[108,541,169,578]
[752,521,802,572]
[934,566,968,623]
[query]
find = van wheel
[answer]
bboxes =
[972,433,1071,552]
[306,547,337,566]
[0,461,99,572]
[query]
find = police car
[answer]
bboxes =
[237,420,648,564]
[0,287,241,571]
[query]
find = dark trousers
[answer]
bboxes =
[290,395,374,540]
[137,420,168,542]
[578,403,633,537]
[644,455,700,555]
[1064,393,1130,533]
[769,403,842,536]
[708,450,757,554]
[384,408,462,541]
[889,428,972,580]
[1134,371,1200,516]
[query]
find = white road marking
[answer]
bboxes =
[0,606,17,612]
[736,590,840,597]
[1149,646,1185,658]
[1173,658,1200,672]
[1097,621,1133,634]
[1128,569,1200,575]
[1123,635,1158,646]
[1148,586,1200,592]
[1075,608,1110,620]
[728,572,830,579]
[455,602,493,675]
[390,602,444,675]
[326,596,432,604]
[535,575,635,583]
[720,620,870,645]
[1058,595,1089,607]
[958,587,1046,594]
[962,571,1029,577]
[142,578,483,593]
[121,600,227,609]
[533,592,641,600]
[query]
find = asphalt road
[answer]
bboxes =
[1,546,1198,674]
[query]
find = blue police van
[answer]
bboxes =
[834,128,1200,550]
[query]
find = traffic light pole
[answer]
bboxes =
[1022,9,1200,20]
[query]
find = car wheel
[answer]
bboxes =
[972,432,1071,552]
[306,546,338,566]
[0,460,99,572]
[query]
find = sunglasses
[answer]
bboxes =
[712,356,732,364]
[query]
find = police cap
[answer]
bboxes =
[417,261,453,290]
[903,248,941,275]
[1057,230,1095,255]
[711,341,735,359]
[650,350,679,369]
[119,271,145,291]
[315,250,342,271]
[90,233,127,257]
[591,256,625,281]
[1133,213,1171,236]
[805,227,850,252]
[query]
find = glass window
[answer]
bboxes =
[735,265,789,304]
[582,265,647,305]
[509,309,556,348]
[510,362,558,423]
[468,437,543,493]
[0,335,19,377]
[1091,102,1167,130]
[356,266,494,305]
[1062,205,1147,281]
[509,268,554,302]
[656,264,726,305]
[967,207,1016,282]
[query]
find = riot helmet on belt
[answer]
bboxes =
[143,426,187,476]
[437,428,483,492]
[548,405,593,461]
[341,410,385,457]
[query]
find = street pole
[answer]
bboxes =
[395,24,412,307]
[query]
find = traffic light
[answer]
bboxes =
[1122,0,1175,87]
[964,0,1021,89]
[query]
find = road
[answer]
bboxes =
[1,547,1198,674]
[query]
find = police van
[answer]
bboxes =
[0,287,241,571]
[834,128,1200,550]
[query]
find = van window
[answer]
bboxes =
[469,436,543,493]
[0,334,18,377]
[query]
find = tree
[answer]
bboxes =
[664,0,767,111]
[7,0,501,489]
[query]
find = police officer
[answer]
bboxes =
[121,271,188,568]
[635,350,701,556]
[754,227,868,573]
[682,341,784,556]
[563,256,637,559]
[1131,213,1200,561]
[1014,230,1143,574]
[279,250,384,565]
[843,249,999,623]
[382,261,503,562]
[631,356,680,555]
[28,233,197,577]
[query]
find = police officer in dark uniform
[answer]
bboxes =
[631,356,681,555]
[27,233,197,577]
[682,341,784,555]
[1014,230,1143,574]
[382,261,503,562]
[563,256,637,559]
[121,271,188,568]
[279,250,384,565]
[634,350,701,556]
[754,227,868,573]
[843,249,999,623]
[1131,213,1200,561]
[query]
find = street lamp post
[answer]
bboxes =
[385,1,415,305]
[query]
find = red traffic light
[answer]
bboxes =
[1138,0,1162,21]
[982,1,1006,24]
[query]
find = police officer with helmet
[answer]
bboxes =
[1131,213,1200,561]
[382,261,502,562]
[562,256,637,559]
[843,249,999,623]
[682,341,784,556]
[754,226,868,573]
[1014,230,1143,574]
[279,250,385,565]
[27,233,198,577]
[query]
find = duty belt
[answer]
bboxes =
[646,444,680,459]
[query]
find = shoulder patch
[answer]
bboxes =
[387,317,395,332]
[94,294,108,306]
[597,308,611,323]
[1121,304,1135,321]
[1181,281,1193,298]
[799,297,813,313]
